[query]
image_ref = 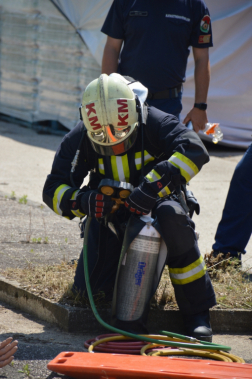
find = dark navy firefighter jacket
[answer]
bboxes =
[43,106,209,220]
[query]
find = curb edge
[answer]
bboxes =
[0,276,251,333]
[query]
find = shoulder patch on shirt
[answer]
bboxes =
[198,34,211,44]
[200,15,211,33]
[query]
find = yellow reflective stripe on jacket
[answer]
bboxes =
[146,169,161,182]
[168,152,199,183]
[146,169,171,198]
[98,158,105,175]
[111,155,130,182]
[70,190,85,218]
[158,186,171,198]
[53,184,71,215]
[135,150,155,170]
[169,255,206,285]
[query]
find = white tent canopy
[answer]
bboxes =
[51,0,252,148]
[51,0,113,64]
[0,0,102,130]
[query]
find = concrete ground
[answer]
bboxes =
[0,120,252,377]
[0,300,252,379]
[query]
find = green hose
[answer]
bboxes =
[83,216,231,352]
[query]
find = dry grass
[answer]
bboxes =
[204,251,252,310]
[153,252,252,310]
[2,261,76,303]
[2,260,110,308]
[2,252,252,310]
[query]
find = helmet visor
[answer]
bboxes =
[88,124,138,156]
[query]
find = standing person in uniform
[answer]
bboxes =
[43,73,216,341]
[212,144,252,263]
[101,0,213,133]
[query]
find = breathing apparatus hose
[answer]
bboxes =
[83,216,231,352]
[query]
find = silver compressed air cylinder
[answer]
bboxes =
[116,214,161,321]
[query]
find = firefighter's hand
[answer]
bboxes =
[0,337,18,368]
[125,181,157,215]
[186,190,200,218]
[80,190,114,218]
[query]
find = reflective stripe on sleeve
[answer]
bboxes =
[146,169,161,182]
[169,255,206,285]
[71,190,85,218]
[146,169,171,198]
[111,155,130,182]
[53,184,71,215]
[168,152,199,183]
[158,186,171,198]
[135,150,155,170]
[98,158,105,175]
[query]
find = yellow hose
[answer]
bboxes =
[206,349,245,363]
[140,342,245,362]
[148,348,232,362]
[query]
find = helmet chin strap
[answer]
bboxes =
[135,95,145,183]
[79,105,83,121]
[70,123,86,187]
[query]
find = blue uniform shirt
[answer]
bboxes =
[101,0,213,92]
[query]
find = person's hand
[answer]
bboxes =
[185,189,200,218]
[80,190,114,218]
[125,181,157,215]
[0,337,18,368]
[183,107,208,133]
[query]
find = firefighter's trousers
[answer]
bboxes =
[73,197,216,315]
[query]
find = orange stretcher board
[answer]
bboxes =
[47,351,252,379]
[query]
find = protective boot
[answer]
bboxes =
[183,309,212,342]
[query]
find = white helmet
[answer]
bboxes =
[81,74,139,156]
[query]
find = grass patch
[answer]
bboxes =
[2,252,252,310]
[153,252,252,310]
[205,252,252,310]
[2,261,76,304]
[18,195,28,204]
[2,261,109,308]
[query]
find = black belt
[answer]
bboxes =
[147,84,182,100]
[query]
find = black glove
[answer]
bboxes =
[185,189,200,218]
[80,190,114,218]
[125,162,183,215]
[125,180,157,215]
[145,161,183,196]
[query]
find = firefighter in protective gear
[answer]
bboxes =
[43,74,216,341]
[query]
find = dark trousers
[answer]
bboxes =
[212,144,252,257]
[73,217,122,301]
[73,198,216,315]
